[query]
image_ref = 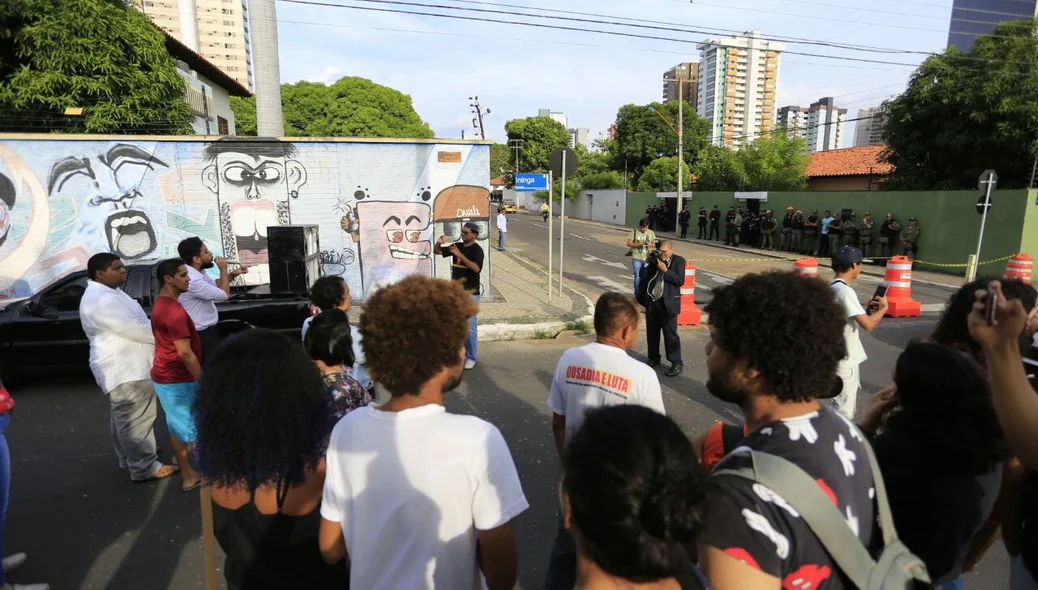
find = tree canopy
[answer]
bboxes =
[882,18,1038,189]
[636,156,689,192]
[504,116,571,172]
[230,76,434,138]
[691,132,808,191]
[490,143,512,182]
[612,101,709,187]
[0,0,193,134]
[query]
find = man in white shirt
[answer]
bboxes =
[176,237,247,363]
[496,206,507,251]
[319,275,528,590]
[80,253,177,482]
[543,291,666,590]
[829,246,888,418]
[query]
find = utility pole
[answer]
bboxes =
[469,96,490,140]
[507,139,524,182]
[461,129,465,140]
[677,80,684,232]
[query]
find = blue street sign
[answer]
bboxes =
[515,173,549,192]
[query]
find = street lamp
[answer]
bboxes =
[654,79,686,232]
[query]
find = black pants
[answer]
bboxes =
[197,326,222,368]
[697,223,707,239]
[709,224,719,240]
[724,226,734,244]
[817,233,831,257]
[646,302,681,364]
[680,224,689,238]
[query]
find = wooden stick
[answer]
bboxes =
[200,485,219,590]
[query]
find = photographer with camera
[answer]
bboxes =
[637,240,686,377]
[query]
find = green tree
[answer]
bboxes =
[490,143,513,183]
[882,19,1038,189]
[580,171,625,190]
[740,131,809,190]
[635,156,689,192]
[224,77,433,138]
[692,145,749,191]
[612,101,709,186]
[532,177,581,203]
[0,0,193,134]
[504,116,571,172]
[229,96,256,136]
[574,143,611,178]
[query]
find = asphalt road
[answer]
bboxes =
[503,212,960,310]
[4,319,1008,589]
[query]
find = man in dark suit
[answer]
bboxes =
[639,240,686,377]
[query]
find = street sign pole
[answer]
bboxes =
[974,169,997,269]
[548,170,553,302]
[559,151,566,296]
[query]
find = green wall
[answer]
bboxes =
[677,190,1031,276]
[626,191,664,226]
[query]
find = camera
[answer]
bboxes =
[645,240,665,266]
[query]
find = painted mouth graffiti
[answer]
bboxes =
[105,210,156,259]
[230,200,278,266]
[389,244,429,260]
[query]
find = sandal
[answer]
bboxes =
[181,478,202,492]
[134,464,179,483]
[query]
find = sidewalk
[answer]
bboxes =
[347,248,593,342]
[552,213,963,288]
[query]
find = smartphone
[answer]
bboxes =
[986,285,998,326]
[866,285,888,315]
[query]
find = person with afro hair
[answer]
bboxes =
[318,276,528,590]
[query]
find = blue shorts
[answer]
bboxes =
[152,381,198,443]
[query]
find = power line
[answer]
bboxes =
[275,0,1038,73]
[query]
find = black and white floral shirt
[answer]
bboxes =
[701,407,876,589]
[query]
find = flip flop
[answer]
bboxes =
[182,478,202,492]
[133,464,179,483]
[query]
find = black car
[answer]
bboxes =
[0,261,311,384]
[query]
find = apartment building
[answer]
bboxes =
[697,31,785,149]
[778,97,846,153]
[538,108,568,129]
[948,0,1038,52]
[662,62,699,109]
[136,0,254,91]
[853,107,885,147]
[569,127,589,149]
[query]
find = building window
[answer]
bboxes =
[218,116,229,135]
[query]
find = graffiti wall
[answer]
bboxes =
[0,136,491,300]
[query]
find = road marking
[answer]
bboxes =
[588,276,630,291]
[699,269,735,285]
[583,254,626,269]
[570,233,593,241]
[531,222,548,229]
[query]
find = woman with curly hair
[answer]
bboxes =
[193,329,349,589]
[858,342,1007,590]
[304,309,370,423]
[562,405,710,590]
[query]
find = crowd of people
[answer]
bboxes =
[5,222,1038,590]
[674,205,923,261]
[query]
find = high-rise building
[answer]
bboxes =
[697,31,785,149]
[948,0,1038,52]
[568,127,590,149]
[663,63,699,110]
[537,108,568,129]
[778,97,847,153]
[853,107,885,147]
[135,0,254,90]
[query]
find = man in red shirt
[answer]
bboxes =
[150,258,203,491]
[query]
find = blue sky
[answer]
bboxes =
[271,0,954,144]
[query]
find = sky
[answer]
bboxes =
[269,0,955,145]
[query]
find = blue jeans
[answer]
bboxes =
[937,577,964,590]
[0,413,10,586]
[498,232,505,250]
[466,294,480,361]
[632,259,645,297]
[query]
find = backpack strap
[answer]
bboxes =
[714,440,900,590]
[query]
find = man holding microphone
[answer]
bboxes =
[435,223,484,369]
[176,237,248,364]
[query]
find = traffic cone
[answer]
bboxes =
[793,257,819,278]
[884,256,921,318]
[677,261,701,326]
[1004,253,1034,285]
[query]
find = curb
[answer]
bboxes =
[478,249,595,342]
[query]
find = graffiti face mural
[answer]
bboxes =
[356,201,433,296]
[0,138,490,301]
[49,143,167,260]
[202,139,307,279]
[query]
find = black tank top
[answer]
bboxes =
[212,478,350,589]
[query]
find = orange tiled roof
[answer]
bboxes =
[491,175,506,186]
[806,145,893,178]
